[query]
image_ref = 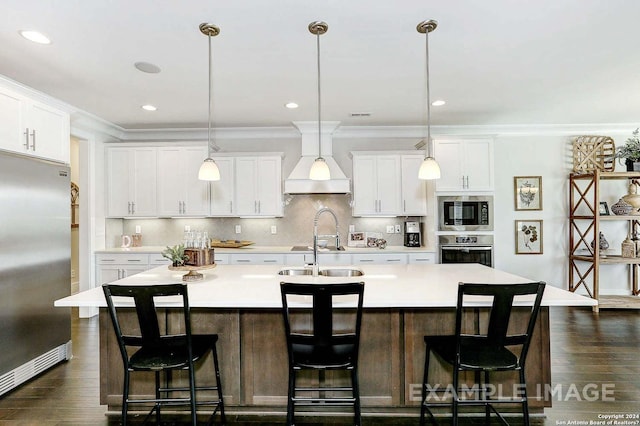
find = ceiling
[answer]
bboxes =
[1,0,639,130]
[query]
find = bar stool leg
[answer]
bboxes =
[351,367,361,426]
[212,344,226,425]
[452,367,460,426]
[122,369,130,426]
[419,347,431,426]
[521,369,530,426]
[286,368,295,426]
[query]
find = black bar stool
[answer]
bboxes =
[420,281,546,426]
[280,281,365,426]
[102,283,226,426]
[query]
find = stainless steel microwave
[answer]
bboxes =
[438,196,493,231]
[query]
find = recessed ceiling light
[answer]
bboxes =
[19,30,51,45]
[134,62,161,74]
[432,100,446,106]
[285,102,299,109]
[141,105,157,111]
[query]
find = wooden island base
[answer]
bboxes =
[99,307,551,419]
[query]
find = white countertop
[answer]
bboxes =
[95,245,435,254]
[55,263,596,309]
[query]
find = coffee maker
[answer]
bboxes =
[404,221,421,247]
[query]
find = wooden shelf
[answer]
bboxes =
[598,295,640,310]
[569,170,640,309]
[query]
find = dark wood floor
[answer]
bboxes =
[0,306,638,425]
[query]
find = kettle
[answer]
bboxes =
[120,235,132,248]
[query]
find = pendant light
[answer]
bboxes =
[417,20,441,180]
[198,23,221,181]
[308,21,331,181]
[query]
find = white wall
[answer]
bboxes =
[493,130,632,295]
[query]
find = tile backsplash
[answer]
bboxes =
[107,194,425,249]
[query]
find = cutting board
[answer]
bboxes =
[210,240,254,248]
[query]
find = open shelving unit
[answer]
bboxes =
[569,170,640,312]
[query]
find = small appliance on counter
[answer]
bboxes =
[404,221,422,247]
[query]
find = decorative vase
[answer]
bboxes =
[622,183,640,212]
[610,198,634,215]
[622,236,636,258]
[625,159,640,171]
[590,232,609,254]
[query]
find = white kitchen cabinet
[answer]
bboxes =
[210,157,235,216]
[433,138,494,191]
[0,85,69,163]
[408,252,435,264]
[234,156,283,217]
[351,253,408,265]
[96,253,150,284]
[318,252,353,266]
[106,147,158,217]
[157,146,210,216]
[352,154,402,216]
[229,253,286,265]
[400,154,428,215]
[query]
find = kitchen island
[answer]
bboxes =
[55,263,595,420]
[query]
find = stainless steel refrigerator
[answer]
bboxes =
[0,150,71,396]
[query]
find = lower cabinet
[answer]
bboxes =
[352,253,408,265]
[229,253,286,265]
[96,253,170,285]
[96,254,151,284]
[408,253,435,264]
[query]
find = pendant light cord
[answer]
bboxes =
[424,29,431,158]
[207,33,213,158]
[316,31,322,159]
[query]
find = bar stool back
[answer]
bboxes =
[102,283,225,426]
[420,281,546,426]
[280,281,365,426]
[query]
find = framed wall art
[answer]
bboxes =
[514,176,542,211]
[515,220,543,255]
[599,201,610,216]
[348,231,366,247]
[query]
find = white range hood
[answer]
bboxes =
[284,121,351,194]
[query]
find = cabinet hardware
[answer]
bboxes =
[127,259,142,262]
[386,259,402,262]
[30,130,36,151]
[236,259,250,263]
[24,128,30,149]
[258,200,261,213]
[230,201,233,213]
[131,202,135,214]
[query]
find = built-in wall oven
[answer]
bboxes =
[439,235,494,267]
[438,195,493,232]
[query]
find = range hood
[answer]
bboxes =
[284,121,351,194]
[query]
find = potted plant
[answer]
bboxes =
[613,128,640,171]
[161,244,190,267]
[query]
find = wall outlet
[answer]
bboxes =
[386,225,395,234]
[271,225,277,234]
[235,225,241,234]
[71,269,76,278]
[349,224,355,232]
[395,224,402,233]
[135,225,141,234]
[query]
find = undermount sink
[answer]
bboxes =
[277,268,313,275]
[289,245,346,252]
[277,268,364,277]
[319,268,364,277]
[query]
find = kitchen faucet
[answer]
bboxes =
[312,207,340,276]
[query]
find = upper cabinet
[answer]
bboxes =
[106,147,157,217]
[234,156,283,217]
[157,146,210,217]
[352,154,402,216]
[209,157,235,217]
[433,138,494,192]
[400,155,428,216]
[105,146,283,218]
[0,85,69,164]
[351,152,426,216]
